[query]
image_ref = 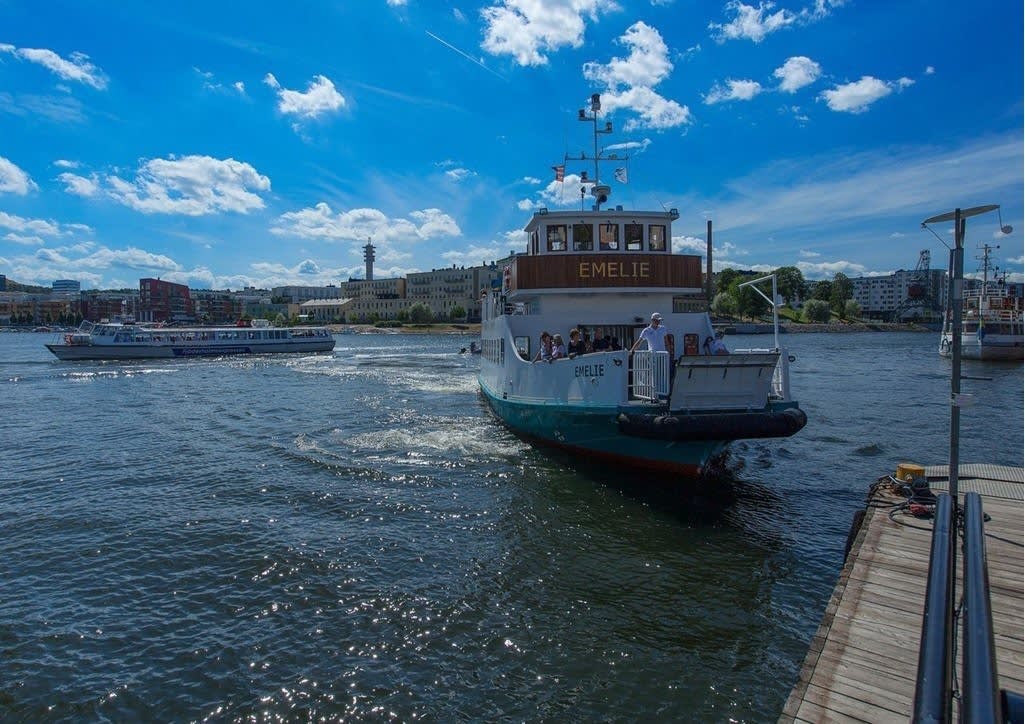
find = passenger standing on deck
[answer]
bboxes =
[551,333,567,360]
[630,313,669,354]
[533,331,554,362]
[567,329,586,358]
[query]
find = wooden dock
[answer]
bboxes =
[780,463,1024,722]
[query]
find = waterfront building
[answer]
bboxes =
[191,289,243,324]
[80,290,138,322]
[139,278,193,323]
[407,264,503,322]
[340,278,406,322]
[850,269,947,321]
[52,279,81,297]
[300,298,355,322]
[271,285,343,304]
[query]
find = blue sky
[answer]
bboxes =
[1,0,1021,291]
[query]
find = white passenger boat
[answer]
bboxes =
[478,94,806,477]
[46,319,335,360]
[938,243,1023,361]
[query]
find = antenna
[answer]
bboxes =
[573,93,624,211]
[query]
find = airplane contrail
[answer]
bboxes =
[424,30,506,80]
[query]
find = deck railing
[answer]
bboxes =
[913,492,1023,723]
[631,350,670,401]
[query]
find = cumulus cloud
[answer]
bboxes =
[703,79,762,104]
[709,1,796,43]
[263,73,346,119]
[95,155,271,215]
[582,22,691,131]
[0,156,37,194]
[774,56,821,93]
[819,75,911,113]
[271,202,461,243]
[480,0,616,66]
[0,211,63,236]
[710,0,844,43]
[0,44,108,89]
[58,171,100,197]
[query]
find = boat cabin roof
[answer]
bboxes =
[523,208,679,258]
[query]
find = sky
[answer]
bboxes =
[0,0,1022,291]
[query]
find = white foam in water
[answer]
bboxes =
[342,422,526,460]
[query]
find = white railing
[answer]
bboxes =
[631,350,671,401]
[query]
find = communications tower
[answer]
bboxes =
[363,238,376,281]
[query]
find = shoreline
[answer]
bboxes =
[327,321,936,335]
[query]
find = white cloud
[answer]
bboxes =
[925,66,935,75]
[704,79,762,104]
[53,159,79,169]
[710,1,796,43]
[445,168,477,181]
[100,156,271,215]
[264,73,346,119]
[774,56,821,93]
[4,232,46,245]
[799,249,821,257]
[0,156,37,194]
[0,44,108,89]
[797,259,867,277]
[234,81,246,94]
[0,211,62,236]
[271,202,461,243]
[58,172,100,197]
[583,22,691,131]
[480,0,618,67]
[819,76,900,113]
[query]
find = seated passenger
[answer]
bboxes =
[591,327,610,352]
[551,333,567,360]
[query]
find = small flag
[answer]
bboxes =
[614,167,628,184]
[552,165,565,182]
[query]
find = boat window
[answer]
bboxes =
[599,222,619,251]
[649,224,667,251]
[572,223,593,251]
[625,223,643,251]
[514,335,529,360]
[547,225,567,252]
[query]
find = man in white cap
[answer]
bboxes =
[630,312,672,355]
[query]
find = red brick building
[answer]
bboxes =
[139,278,193,323]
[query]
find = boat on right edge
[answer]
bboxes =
[938,243,1023,361]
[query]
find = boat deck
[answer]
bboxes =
[780,463,1024,722]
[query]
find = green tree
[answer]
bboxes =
[449,305,466,321]
[735,284,765,320]
[368,312,380,324]
[409,302,432,324]
[711,291,737,318]
[774,266,806,305]
[396,308,410,323]
[811,280,832,301]
[803,299,831,322]
[830,272,853,314]
[716,268,742,297]
[843,299,862,321]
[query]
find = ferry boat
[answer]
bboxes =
[478,94,806,477]
[938,243,1023,361]
[46,318,335,360]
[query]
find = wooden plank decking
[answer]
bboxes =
[781,464,1024,722]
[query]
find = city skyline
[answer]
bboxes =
[1,0,1021,292]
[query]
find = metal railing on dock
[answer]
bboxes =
[913,491,1023,723]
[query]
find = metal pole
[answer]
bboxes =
[706,220,714,310]
[950,210,963,507]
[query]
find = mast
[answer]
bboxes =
[574,93,621,211]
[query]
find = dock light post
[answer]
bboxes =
[920,204,1008,506]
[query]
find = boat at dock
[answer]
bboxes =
[477,94,806,477]
[45,318,335,360]
[938,243,1023,360]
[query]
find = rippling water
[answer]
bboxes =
[1,331,1021,721]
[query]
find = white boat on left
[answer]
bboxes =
[46,319,336,360]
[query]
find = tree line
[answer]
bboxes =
[711,266,860,323]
